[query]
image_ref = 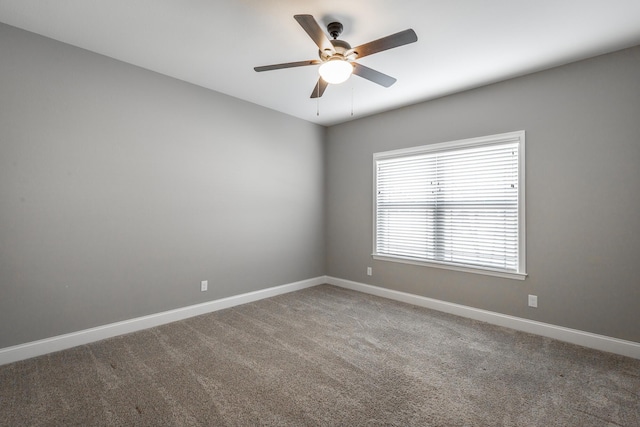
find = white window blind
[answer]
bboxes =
[374,131,526,279]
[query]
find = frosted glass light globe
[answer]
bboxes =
[319,59,353,84]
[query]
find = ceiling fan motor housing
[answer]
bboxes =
[320,39,354,61]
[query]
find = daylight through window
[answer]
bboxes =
[373,131,526,279]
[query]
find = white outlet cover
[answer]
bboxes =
[528,294,538,308]
[201,280,208,292]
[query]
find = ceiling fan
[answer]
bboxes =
[254,15,418,98]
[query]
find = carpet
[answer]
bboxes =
[1,284,639,426]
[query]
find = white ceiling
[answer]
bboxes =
[2,1,640,126]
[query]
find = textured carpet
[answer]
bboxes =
[1,284,639,426]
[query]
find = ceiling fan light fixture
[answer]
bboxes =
[319,58,353,84]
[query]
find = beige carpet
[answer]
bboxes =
[1,284,639,426]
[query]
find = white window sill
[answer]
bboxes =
[372,254,527,281]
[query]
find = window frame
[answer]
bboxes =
[372,131,527,280]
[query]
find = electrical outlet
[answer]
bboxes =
[528,294,538,308]
[367,267,372,276]
[201,280,208,292]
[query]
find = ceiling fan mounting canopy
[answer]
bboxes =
[254,14,418,98]
[327,21,343,39]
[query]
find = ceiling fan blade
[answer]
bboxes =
[350,29,417,59]
[294,15,334,52]
[254,59,321,72]
[310,78,329,98]
[352,63,397,87]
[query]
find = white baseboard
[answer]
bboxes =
[326,276,640,360]
[3,276,638,365]
[0,276,325,366]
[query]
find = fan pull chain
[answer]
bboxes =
[351,83,354,116]
[316,83,320,116]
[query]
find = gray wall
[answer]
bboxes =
[326,46,640,343]
[2,20,638,350]
[0,23,326,348]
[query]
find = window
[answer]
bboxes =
[373,131,526,279]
